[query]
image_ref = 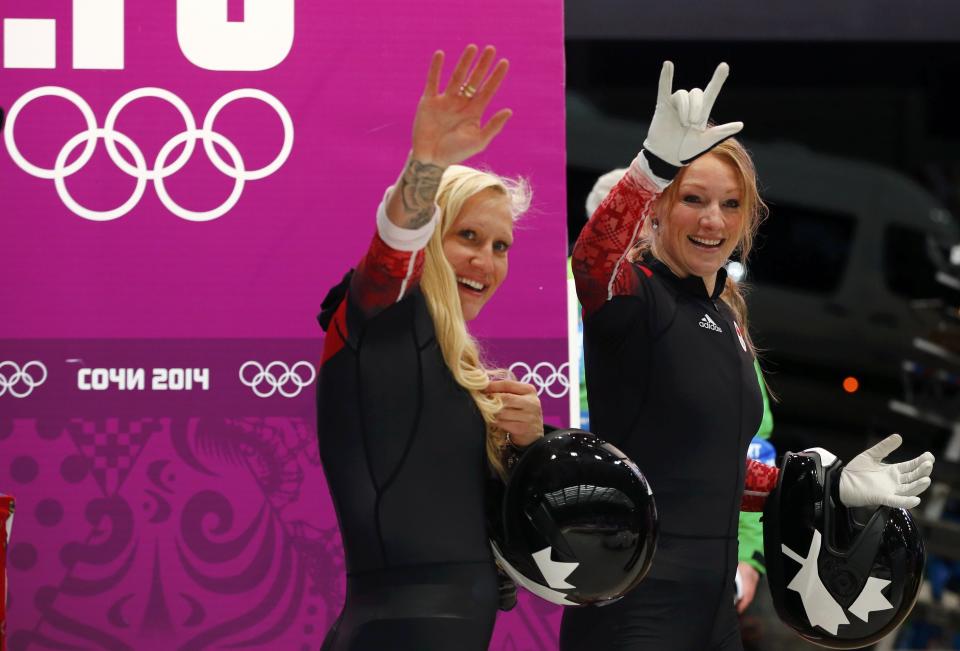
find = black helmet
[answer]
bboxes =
[488,429,657,606]
[764,448,925,649]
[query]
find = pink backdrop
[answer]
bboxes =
[0,0,566,340]
[1,1,568,649]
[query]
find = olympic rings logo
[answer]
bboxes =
[0,361,48,398]
[239,361,316,398]
[4,86,293,222]
[508,361,570,399]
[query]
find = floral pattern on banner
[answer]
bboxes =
[0,417,339,651]
[0,414,565,650]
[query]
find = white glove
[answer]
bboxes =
[839,434,935,509]
[642,61,744,172]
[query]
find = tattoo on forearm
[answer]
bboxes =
[399,159,444,229]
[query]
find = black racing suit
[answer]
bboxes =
[317,226,497,650]
[562,153,765,650]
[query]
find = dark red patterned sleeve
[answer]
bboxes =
[572,157,663,316]
[350,232,425,319]
[320,231,426,366]
[741,458,780,512]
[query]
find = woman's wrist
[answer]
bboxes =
[505,431,526,450]
[389,156,446,230]
[505,428,543,449]
[409,149,450,169]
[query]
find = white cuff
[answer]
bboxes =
[376,186,439,252]
[628,151,672,192]
[803,447,838,468]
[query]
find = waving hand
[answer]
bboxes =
[386,45,512,229]
[412,45,512,167]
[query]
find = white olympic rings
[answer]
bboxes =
[0,361,48,398]
[239,361,316,399]
[4,86,293,222]
[508,361,570,399]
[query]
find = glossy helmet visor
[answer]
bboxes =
[488,429,658,606]
[764,448,925,649]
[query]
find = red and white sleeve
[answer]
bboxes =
[321,187,438,365]
[571,152,664,316]
[741,459,779,512]
[351,186,438,318]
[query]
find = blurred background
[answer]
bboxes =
[564,1,960,648]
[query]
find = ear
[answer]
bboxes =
[649,192,674,224]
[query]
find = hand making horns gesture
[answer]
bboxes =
[643,61,744,171]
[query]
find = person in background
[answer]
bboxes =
[735,363,776,614]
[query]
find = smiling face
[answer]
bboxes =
[442,188,514,321]
[655,153,745,292]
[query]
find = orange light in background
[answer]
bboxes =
[843,376,859,393]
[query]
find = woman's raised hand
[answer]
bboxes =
[385,45,511,230]
[642,61,743,174]
[411,45,512,168]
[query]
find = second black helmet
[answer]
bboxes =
[764,447,925,649]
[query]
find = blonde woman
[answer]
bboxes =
[316,45,542,650]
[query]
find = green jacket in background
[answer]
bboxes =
[737,361,773,574]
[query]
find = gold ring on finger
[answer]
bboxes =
[459,84,477,98]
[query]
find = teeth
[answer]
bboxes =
[457,276,485,291]
[690,236,721,246]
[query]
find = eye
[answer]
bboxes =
[458,229,477,241]
[682,194,701,204]
[723,199,741,209]
[493,240,511,253]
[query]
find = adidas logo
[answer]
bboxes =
[699,314,723,333]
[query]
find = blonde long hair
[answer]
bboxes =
[641,139,768,353]
[420,165,532,477]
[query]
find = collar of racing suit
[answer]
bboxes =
[640,255,728,301]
